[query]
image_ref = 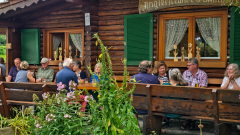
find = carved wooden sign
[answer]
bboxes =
[139,0,238,14]
[6,43,11,49]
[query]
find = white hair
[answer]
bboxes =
[63,58,73,67]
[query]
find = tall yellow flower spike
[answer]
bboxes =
[95,41,98,46]
[99,54,102,58]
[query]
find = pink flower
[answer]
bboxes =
[69,80,73,86]
[84,95,93,102]
[57,82,62,87]
[42,92,48,99]
[64,114,71,118]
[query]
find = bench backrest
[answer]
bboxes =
[215,89,240,121]
[150,85,214,117]
[129,83,240,124]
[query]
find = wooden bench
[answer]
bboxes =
[127,83,240,135]
[0,82,57,118]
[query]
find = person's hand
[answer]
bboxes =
[229,74,234,81]
[158,78,164,85]
[36,78,41,83]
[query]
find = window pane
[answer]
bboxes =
[195,17,221,59]
[165,19,189,59]
[69,33,82,59]
[52,33,64,60]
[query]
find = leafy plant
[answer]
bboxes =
[88,33,140,135]
[29,81,93,135]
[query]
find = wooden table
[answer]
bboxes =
[77,83,98,91]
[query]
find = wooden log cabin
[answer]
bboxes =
[0,0,239,84]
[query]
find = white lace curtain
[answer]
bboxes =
[70,33,82,58]
[53,35,62,54]
[165,19,189,57]
[196,17,221,56]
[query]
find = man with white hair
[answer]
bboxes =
[36,57,54,82]
[56,58,78,92]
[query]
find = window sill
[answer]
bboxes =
[164,61,226,68]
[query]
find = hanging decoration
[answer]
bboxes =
[59,47,62,61]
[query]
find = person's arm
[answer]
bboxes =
[221,77,230,89]
[200,73,208,88]
[27,72,35,83]
[46,69,54,82]
[80,71,86,84]
[6,76,12,82]
[230,79,240,90]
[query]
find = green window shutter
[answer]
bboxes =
[21,29,40,64]
[230,7,240,65]
[124,13,153,65]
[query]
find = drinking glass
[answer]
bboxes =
[195,78,199,87]
[42,76,46,83]
[85,78,88,84]
[92,79,96,86]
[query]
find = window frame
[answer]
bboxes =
[158,10,228,68]
[43,27,84,65]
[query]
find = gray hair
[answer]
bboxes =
[138,60,152,73]
[169,68,188,86]
[59,62,63,67]
[188,58,198,67]
[73,60,81,69]
[224,63,240,78]
[94,63,102,73]
[63,58,73,67]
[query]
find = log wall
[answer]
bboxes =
[22,0,230,79]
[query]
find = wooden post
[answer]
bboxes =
[212,89,232,135]
[83,2,98,79]
[0,82,9,118]
[146,84,162,134]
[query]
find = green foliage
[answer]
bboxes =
[88,33,140,135]
[29,82,93,135]
[0,114,9,128]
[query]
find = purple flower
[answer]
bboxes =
[57,82,62,87]
[57,84,65,91]
[64,114,71,118]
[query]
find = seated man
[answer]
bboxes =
[132,60,159,84]
[131,60,161,131]
[56,58,78,92]
[6,58,21,82]
[0,57,6,81]
[182,58,208,87]
[36,57,54,82]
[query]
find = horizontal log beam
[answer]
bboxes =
[25,22,84,29]
[98,15,124,21]
[25,18,85,25]
[98,30,124,36]
[0,20,23,27]
[20,0,85,21]
[99,25,124,31]
[98,2,138,11]
[98,8,138,16]
[98,19,124,26]
[99,0,138,6]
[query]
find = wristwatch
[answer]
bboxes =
[231,80,235,83]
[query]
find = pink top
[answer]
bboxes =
[182,69,208,87]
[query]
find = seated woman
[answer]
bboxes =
[15,61,35,83]
[221,63,240,130]
[90,63,101,83]
[162,68,190,129]
[221,63,240,90]
[73,60,87,84]
[152,61,170,85]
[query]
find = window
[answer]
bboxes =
[159,10,227,68]
[43,28,84,65]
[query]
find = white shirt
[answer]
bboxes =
[221,76,240,89]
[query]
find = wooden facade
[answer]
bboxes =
[0,0,235,80]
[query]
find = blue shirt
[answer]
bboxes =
[9,66,18,82]
[90,73,99,83]
[15,70,29,82]
[56,67,78,92]
[131,72,159,84]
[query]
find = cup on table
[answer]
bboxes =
[42,76,46,83]
[92,79,96,86]
[85,78,88,84]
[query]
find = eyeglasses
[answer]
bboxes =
[187,64,195,67]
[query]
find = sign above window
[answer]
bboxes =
[139,0,238,14]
